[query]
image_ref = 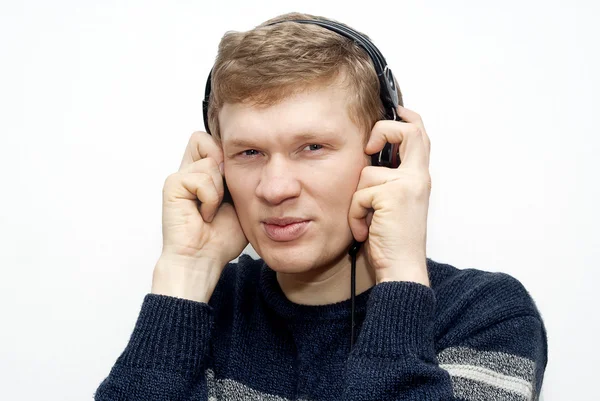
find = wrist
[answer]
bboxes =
[375,258,429,287]
[151,254,225,303]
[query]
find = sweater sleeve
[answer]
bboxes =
[94,294,214,401]
[342,277,547,400]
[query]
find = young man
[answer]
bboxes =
[95,12,547,401]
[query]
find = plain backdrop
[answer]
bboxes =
[1,0,598,400]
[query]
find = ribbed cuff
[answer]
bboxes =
[357,281,436,360]
[116,293,214,377]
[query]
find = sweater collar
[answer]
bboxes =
[258,261,373,321]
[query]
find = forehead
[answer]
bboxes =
[219,84,360,145]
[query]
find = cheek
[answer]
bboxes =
[224,168,255,213]
[313,150,368,205]
[319,167,363,214]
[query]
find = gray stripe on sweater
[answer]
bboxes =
[437,346,535,382]
[206,369,303,401]
[441,364,533,400]
[448,376,531,401]
[204,345,536,401]
[437,346,536,400]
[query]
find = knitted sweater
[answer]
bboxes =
[94,255,547,400]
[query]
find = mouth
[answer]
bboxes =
[262,220,311,242]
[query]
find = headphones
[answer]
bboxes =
[201,18,404,349]
[201,18,403,169]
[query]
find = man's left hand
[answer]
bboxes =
[348,105,432,286]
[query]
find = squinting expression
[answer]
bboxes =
[219,83,371,274]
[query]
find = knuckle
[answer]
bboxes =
[187,156,217,172]
[207,191,220,205]
[202,185,220,204]
[350,189,361,206]
[425,137,431,152]
[197,172,214,186]
[409,125,422,137]
[163,172,180,187]
[372,120,386,131]
[394,174,431,199]
[162,172,182,195]
[359,166,369,180]
[409,109,423,122]
[189,131,211,151]
[204,156,218,170]
[359,166,375,181]
[195,174,218,203]
[413,174,432,197]
[190,131,206,141]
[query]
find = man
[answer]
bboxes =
[95,12,547,401]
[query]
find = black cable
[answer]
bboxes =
[348,240,362,350]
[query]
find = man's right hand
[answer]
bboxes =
[151,131,248,303]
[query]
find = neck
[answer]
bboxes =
[276,245,375,305]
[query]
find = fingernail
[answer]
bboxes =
[219,162,224,175]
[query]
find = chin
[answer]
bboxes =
[253,236,349,275]
[258,245,320,273]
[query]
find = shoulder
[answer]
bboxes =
[426,257,547,352]
[427,257,542,319]
[425,258,548,398]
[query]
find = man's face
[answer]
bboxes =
[219,83,370,274]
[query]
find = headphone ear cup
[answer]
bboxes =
[390,143,401,168]
[202,99,211,134]
[370,152,380,167]
[371,143,401,168]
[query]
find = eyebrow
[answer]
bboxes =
[224,131,340,149]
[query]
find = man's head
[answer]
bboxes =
[209,12,401,274]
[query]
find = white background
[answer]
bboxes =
[1,1,598,400]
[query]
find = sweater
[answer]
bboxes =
[94,255,548,400]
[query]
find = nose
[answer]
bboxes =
[255,155,301,205]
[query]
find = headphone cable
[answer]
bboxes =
[348,240,362,350]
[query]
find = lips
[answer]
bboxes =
[263,217,307,225]
[262,220,311,242]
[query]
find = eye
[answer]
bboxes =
[303,144,323,151]
[240,149,260,157]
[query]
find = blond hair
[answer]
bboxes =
[207,12,401,144]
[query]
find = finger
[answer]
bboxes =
[366,210,374,228]
[348,186,377,242]
[398,106,431,164]
[179,131,224,171]
[366,120,428,171]
[179,157,225,201]
[355,165,398,192]
[179,173,221,223]
[397,105,425,129]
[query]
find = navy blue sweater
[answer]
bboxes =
[95,255,547,400]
